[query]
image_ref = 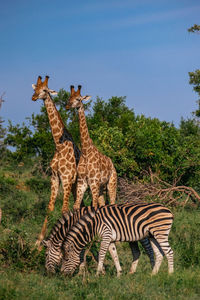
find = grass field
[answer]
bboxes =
[1,161,200,300]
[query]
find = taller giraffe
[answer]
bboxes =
[32,76,81,248]
[66,85,117,209]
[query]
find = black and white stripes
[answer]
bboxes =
[42,207,93,273]
[60,202,173,276]
[43,204,155,275]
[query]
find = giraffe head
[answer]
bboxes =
[32,76,57,101]
[66,85,91,109]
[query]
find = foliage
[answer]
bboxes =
[188,69,200,117]
[4,92,200,191]
[188,24,200,33]
[0,94,6,156]
[188,24,200,118]
[25,177,50,194]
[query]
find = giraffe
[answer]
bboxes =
[32,76,81,248]
[66,85,117,209]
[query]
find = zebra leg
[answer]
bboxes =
[129,241,141,274]
[150,238,165,275]
[96,239,111,276]
[78,242,94,275]
[153,236,174,274]
[108,242,122,277]
[140,238,155,269]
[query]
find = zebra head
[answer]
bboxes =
[60,241,80,276]
[42,239,63,273]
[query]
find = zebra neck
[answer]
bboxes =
[69,213,97,250]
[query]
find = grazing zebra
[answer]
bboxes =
[61,202,174,276]
[42,206,155,274]
[42,206,94,273]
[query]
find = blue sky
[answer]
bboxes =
[1,0,200,127]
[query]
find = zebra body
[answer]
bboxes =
[43,205,154,274]
[61,202,174,276]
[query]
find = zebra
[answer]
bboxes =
[61,202,174,276]
[42,205,155,274]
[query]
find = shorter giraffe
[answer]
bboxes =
[66,85,117,209]
[32,76,80,248]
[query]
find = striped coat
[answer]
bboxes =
[43,205,154,274]
[61,202,174,276]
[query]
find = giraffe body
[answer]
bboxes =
[32,76,80,248]
[66,85,117,209]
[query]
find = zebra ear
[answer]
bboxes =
[42,240,50,248]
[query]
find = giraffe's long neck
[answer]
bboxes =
[78,105,92,155]
[44,94,70,148]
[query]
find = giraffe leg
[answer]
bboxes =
[73,178,88,210]
[98,185,105,207]
[60,175,73,213]
[90,183,100,208]
[107,168,117,204]
[35,157,59,250]
[71,181,77,203]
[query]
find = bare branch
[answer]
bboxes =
[118,171,200,207]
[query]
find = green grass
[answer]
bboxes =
[1,161,200,299]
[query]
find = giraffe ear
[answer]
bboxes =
[32,84,36,90]
[82,95,91,102]
[48,89,58,96]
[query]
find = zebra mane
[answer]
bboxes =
[46,206,97,242]
[65,207,98,243]
[46,211,73,241]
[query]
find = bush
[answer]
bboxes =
[0,228,45,271]
[25,177,50,194]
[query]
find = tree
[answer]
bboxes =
[0,93,6,152]
[188,24,200,33]
[188,24,200,117]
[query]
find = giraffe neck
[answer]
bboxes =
[44,94,71,148]
[78,105,92,155]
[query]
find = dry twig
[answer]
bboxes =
[118,173,200,207]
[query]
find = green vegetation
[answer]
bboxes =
[1,162,200,299]
[4,93,200,189]
[0,160,200,299]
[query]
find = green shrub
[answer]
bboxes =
[0,228,45,271]
[0,175,17,194]
[25,177,50,194]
